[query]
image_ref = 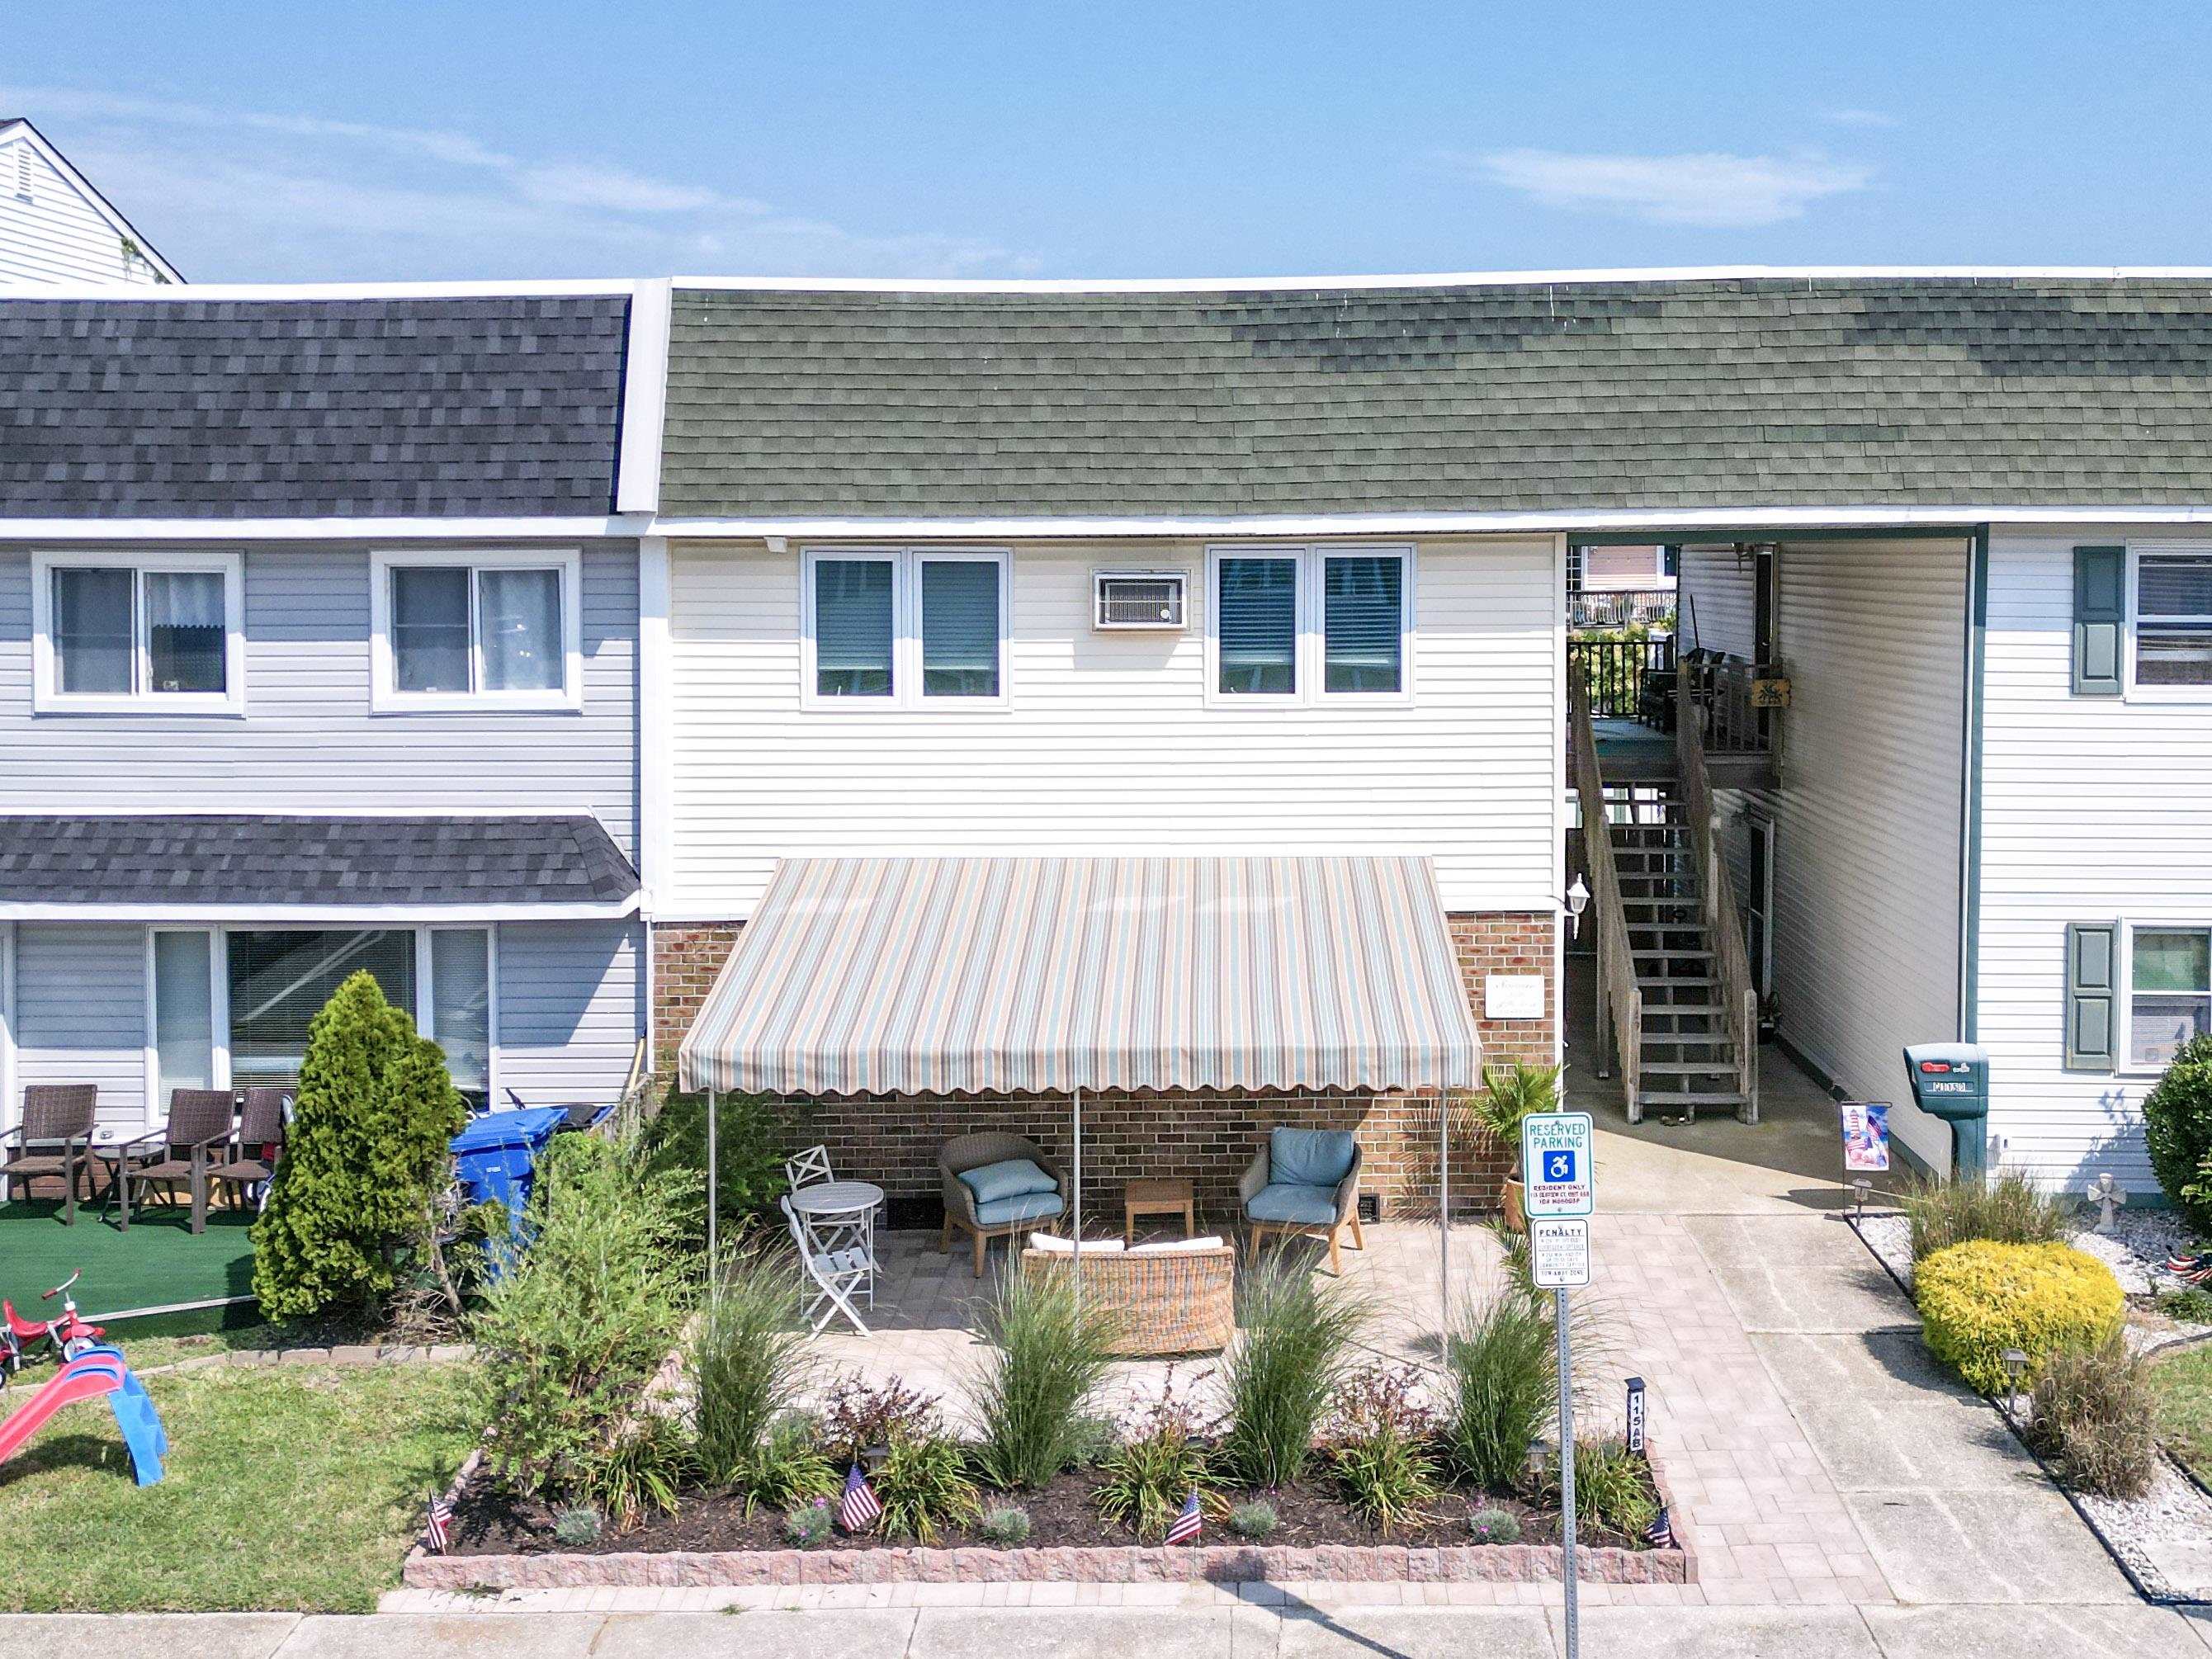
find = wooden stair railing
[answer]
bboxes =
[1569,669,1644,1121]
[1676,674,1761,1124]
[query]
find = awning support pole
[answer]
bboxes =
[706,1087,719,1264]
[1439,1092,1452,1333]
[1071,1086,1083,1298]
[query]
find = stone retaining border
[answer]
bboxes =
[404,1446,1694,1590]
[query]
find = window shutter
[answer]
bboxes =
[2064,921,2119,1071]
[2073,546,2125,696]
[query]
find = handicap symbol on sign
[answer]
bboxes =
[1543,1150,1578,1184]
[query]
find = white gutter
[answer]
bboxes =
[0,517,652,541]
[0,900,640,924]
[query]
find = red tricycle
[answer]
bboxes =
[2,1270,105,1383]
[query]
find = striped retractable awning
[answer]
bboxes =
[677,855,1481,1097]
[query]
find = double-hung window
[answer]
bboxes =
[2132,550,2212,695]
[33,551,243,713]
[372,550,581,711]
[2129,924,2211,1070]
[802,548,1009,708]
[1208,546,1412,704]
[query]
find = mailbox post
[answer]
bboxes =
[1903,1043,1991,1183]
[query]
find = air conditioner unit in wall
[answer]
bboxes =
[1093,570,1189,630]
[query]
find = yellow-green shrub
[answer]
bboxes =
[1917,1241,2124,1395]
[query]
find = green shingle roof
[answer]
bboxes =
[660,276,2212,518]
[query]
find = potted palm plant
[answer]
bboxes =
[1473,1061,1561,1232]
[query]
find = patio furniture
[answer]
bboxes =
[1239,1127,1365,1274]
[939,1132,1068,1279]
[210,1087,289,1212]
[784,1144,834,1190]
[1123,1175,1196,1244]
[112,1089,237,1234]
[787,1178,883,1305]
[1,1085,98,1224]
[781,1193,872,1335]
[1023,1234,1236,1355]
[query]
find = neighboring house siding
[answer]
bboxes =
[0,139,154,286]
[496,919,643,1104]
[1719,536,1968,1172]
[1580,546,1671,593]
[1976,527,2212,1192]
[13,923,144,1128]
[0,541,640,860]
[666,536,1561,919]
[1679,543,1758,659]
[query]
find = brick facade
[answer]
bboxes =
[651,910,1553,1224]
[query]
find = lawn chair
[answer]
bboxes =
[113,1089,237,1234]
[781,1193,871,1336]
[784,1144,834,1191]
[1,1085,98,1224]
[210,1087,289,1213]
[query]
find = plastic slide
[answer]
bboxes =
[0,1345,168,1486]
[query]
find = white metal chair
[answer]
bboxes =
[782,1194,872,1335]
[785,1145,834,1190]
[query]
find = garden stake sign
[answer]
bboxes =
[1522,1109,1595,1659]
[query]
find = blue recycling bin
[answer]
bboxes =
[448,1106,569,1258]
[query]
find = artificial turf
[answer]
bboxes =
[0,1198,256,1331]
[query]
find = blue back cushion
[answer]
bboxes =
[1269,1127,1356,1189]
[959,1157,1059,1206]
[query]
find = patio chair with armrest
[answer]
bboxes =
[114,1089,237,1234]
[939,1132,1068,1279]
[1239,1127,1365,1274]
[210,1087,289,1212]
[0,1085,98,1225]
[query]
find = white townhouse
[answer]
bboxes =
[0,118,179,286]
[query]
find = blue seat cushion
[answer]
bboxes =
[1245,1182,1340,1226]
[976,1190,1066,1228]
[1269,1127,1357,1189]
[959,1157,1059,1206]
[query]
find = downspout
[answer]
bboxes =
[1959,527,1989,1045]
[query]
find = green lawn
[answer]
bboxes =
[2152,1345,2212,1484]
[0,1362,475,1612]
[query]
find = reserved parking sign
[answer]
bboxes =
[1521,1111,1595,1217]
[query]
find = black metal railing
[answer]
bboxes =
[1568,635,1675,721]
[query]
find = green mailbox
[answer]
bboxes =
[1903,1043,1991,1183]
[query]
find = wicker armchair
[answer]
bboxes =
[938,1131,1068,1278]
[114,1089,237,1234]
[1022,1240,1236,1355]
[1,1085,97,1224]
[1239,1127,1365,1274]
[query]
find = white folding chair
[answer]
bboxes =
[782,1194,872,1335]
[785,1145,834,1190]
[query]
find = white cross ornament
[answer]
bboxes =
[2086,1172,2126,1234]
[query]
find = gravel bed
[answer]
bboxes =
[2068,1451,2212,1601]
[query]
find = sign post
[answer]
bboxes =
[1522,1111,1595,1659]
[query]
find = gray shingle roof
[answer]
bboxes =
[0,815,639,908]
[0,296,629,518]
[661,276,2212,516]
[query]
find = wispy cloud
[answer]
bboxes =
[4,84,1036,281]
[1449,148,1872,229]
[1819,108,1901,130]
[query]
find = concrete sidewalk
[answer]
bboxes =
[7,1601,2207,1658]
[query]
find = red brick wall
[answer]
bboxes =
[650,910,1553,1222]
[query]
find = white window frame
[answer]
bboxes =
[144,926,229,1123]
[370,548,584,713]
[799,546,1012,711]
[0,923,15,1139]
[1203,543,1416,709]
[418,923,500,1104]
[31,549,246,716]
[2118,918,2212,1075]
[2125,543,2212,703]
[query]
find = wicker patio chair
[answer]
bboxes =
[0,1084,97,1224]
[114,1089,237,1234]
[938,1131,1068,1279]
[210,1087,289,1212]
[1239,1127,1365,1274]
[1022,1237,1236,1355]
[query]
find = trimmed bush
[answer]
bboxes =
[978,1505,1033,1545]
[782,1499,834,1548]
[1917,1241,2124,1395]
[1227,1499,1279,1540]
[2026,1335,2158,1499]
[1468,1506,1520,1544]
[2145,1033,2212,1231]
[1901,1172,2071,1263]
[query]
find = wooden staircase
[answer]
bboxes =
[1609,796,1751,1120]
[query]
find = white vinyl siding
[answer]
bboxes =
[1978,527,2212,1191]
[1677,543,1759,659]
[668,536,1559,919]
[0,541,639,860]
[0,135,164,286]
[13,924,147,1128]
[494,919,643,1104]
[1716,537,1969,1174]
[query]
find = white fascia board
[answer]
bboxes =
[0,516,650,541]
[0,803,620,821]
[0,277,645,300]
[673,265,2212,295]
[652,505,2212,541]
[616,281,672,514]
[0,900,640,924]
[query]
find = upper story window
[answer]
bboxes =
[31,550,243,715]
[2133,551,2212,696]
[371,549,582,713]
[1208,546,1412,705]
[802,547,1009,709]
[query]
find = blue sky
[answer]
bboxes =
[10,2,2212,282]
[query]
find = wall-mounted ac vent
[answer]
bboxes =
[1093,571,1188,631]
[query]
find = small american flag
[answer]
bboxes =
[838,1463,882,1534]
[423,1491,454,1554]
[1643,1504,1674,1549]
[1164,1488,1203,1546]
